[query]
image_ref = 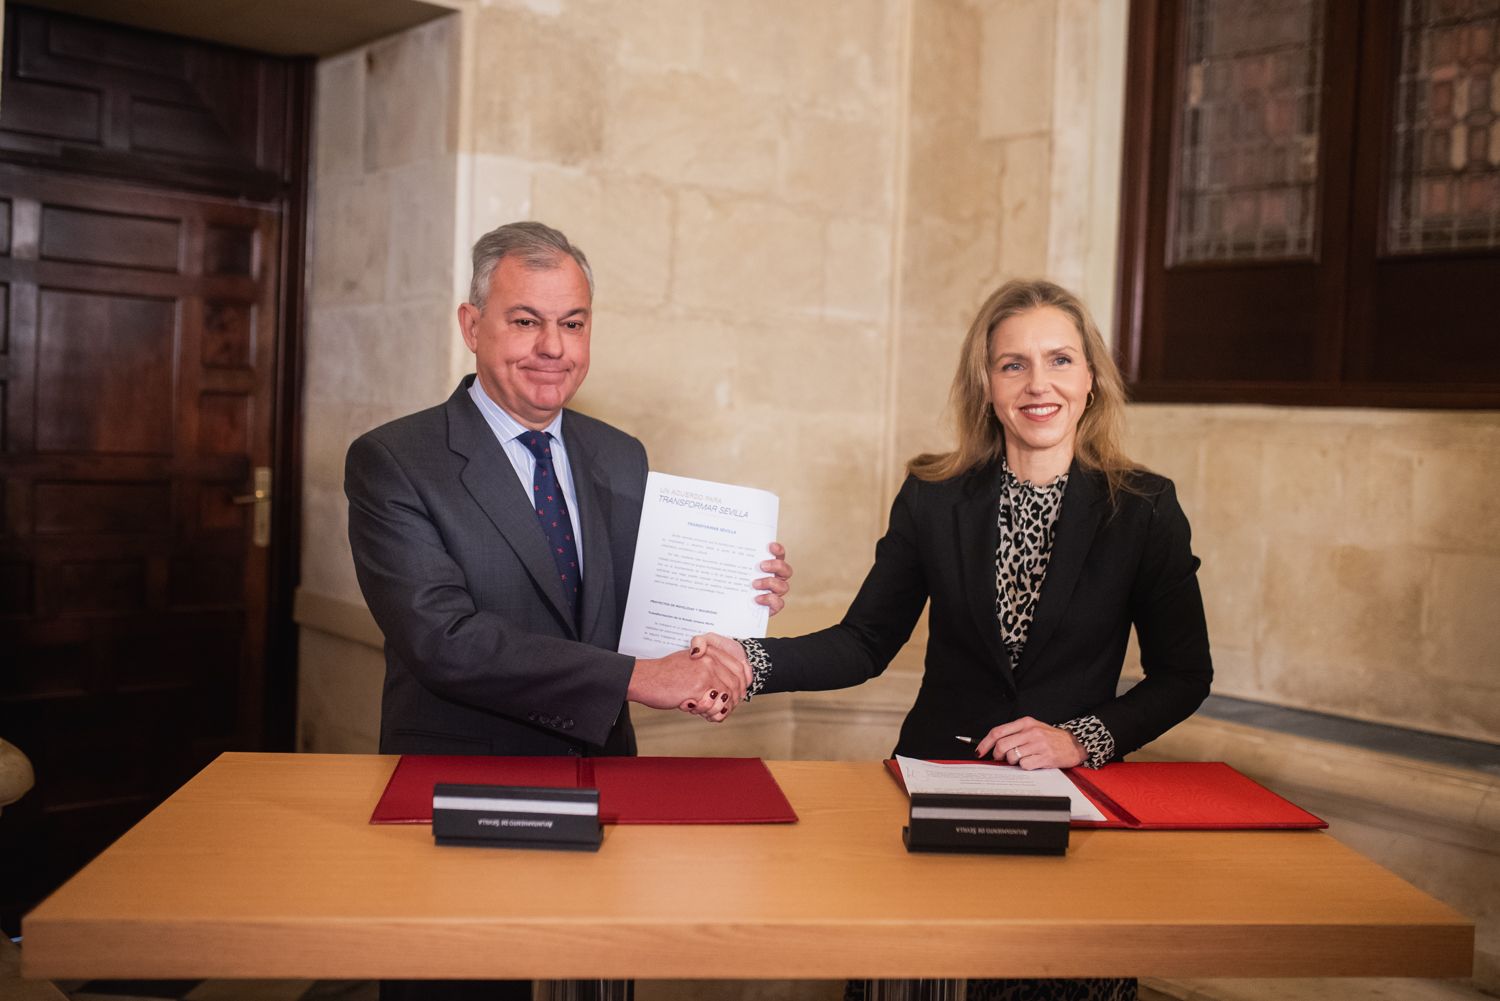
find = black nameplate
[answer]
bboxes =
[433,783,602,851]
[903,792,1071,855]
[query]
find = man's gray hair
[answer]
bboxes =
[468,221,595,309]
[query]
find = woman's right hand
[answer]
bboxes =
[975,716,1086,770]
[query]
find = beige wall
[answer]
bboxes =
[456,0,907,621]
[295,0,1500,752]
[298,13,465,751]
[297,0,917,749]
[1125,406,1500,745]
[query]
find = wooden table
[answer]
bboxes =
[22,753,1473,981]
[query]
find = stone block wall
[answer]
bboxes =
[296,0,924,750]
[456,0,906,623]
[295,0,1500,757]
[1124,406,1500,744]
[298,14,465,752]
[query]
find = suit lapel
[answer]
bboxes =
[447,383,578,634]
[954,462,1016,692]
[562,415,615,645]
[1017,462,1107,676]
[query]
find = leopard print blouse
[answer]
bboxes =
[996,463,1114,769]
[996,461,1066,662]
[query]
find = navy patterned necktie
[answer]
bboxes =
[519,430,580,621]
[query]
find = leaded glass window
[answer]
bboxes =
[1389,0,1500,252]
[1171,0,1325,263]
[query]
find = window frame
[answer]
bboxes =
[1115,0,1500,409]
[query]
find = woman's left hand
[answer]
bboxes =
[975,716,1085,770]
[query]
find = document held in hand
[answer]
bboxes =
[618,471,779,659]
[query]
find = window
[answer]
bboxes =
[1117,0,1500,407]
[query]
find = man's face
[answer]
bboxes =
[459,254,592,430]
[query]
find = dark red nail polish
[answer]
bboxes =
[709,690,718,699]
[686,702,696,710]
[720,692,729,702]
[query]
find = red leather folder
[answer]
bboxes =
[883,759,1325,830]
[1067,761,1326,829]
[370,755,798,825]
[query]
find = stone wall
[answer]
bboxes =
[1124,405,1500,745]
[296,0,917,750]
[295,0,1500,752]
[297,13,464,752]
[457,0,906,625]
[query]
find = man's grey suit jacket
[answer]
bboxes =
[345,376,647,757]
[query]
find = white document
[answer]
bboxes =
[895,755,1106,822]
[618,472,780,659]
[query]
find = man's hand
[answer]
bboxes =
[754,542,793,616]
[974,716,1085,770]
[627,642,748,722]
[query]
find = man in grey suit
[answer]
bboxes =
[346,221,787,765]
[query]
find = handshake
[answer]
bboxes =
[624,633,756,724]
[623,543,790,724]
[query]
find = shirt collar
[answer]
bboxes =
[467,379,565,443]
[1001,455,1068,495]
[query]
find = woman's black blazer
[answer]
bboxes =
[758,459,1212,761]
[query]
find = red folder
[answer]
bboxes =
[883,759,1325,830]
[1068,761,1326,829]
[370,755,798,825]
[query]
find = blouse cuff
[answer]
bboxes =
[1058,715,1116,769]
[738,637,772,701]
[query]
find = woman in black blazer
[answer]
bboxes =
[692,278,1211,1001]
[698,278,1212,772]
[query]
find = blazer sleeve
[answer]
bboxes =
[756,475,930,693]
[345,432,633,747]
[1090,480,1213,756]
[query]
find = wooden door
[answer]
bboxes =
[0,6,308,931]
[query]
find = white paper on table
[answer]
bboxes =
[617,472,780,660]
[895,755,1107,822]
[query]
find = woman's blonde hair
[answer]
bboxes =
[908,278,1138,498]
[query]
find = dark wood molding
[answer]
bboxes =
[1114,0,1160,384]
[1128,380,1500,410]
[263,55,313,752]
[0,145,288,202]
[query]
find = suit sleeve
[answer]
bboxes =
[1091,481,1213,756]
[345,433,633,747]
[756,475,930,693]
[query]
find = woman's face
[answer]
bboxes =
[987,305,1094,470]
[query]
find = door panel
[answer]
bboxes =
[0,3,303,933]
[0,167,281,926]
[0,5,290,198]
